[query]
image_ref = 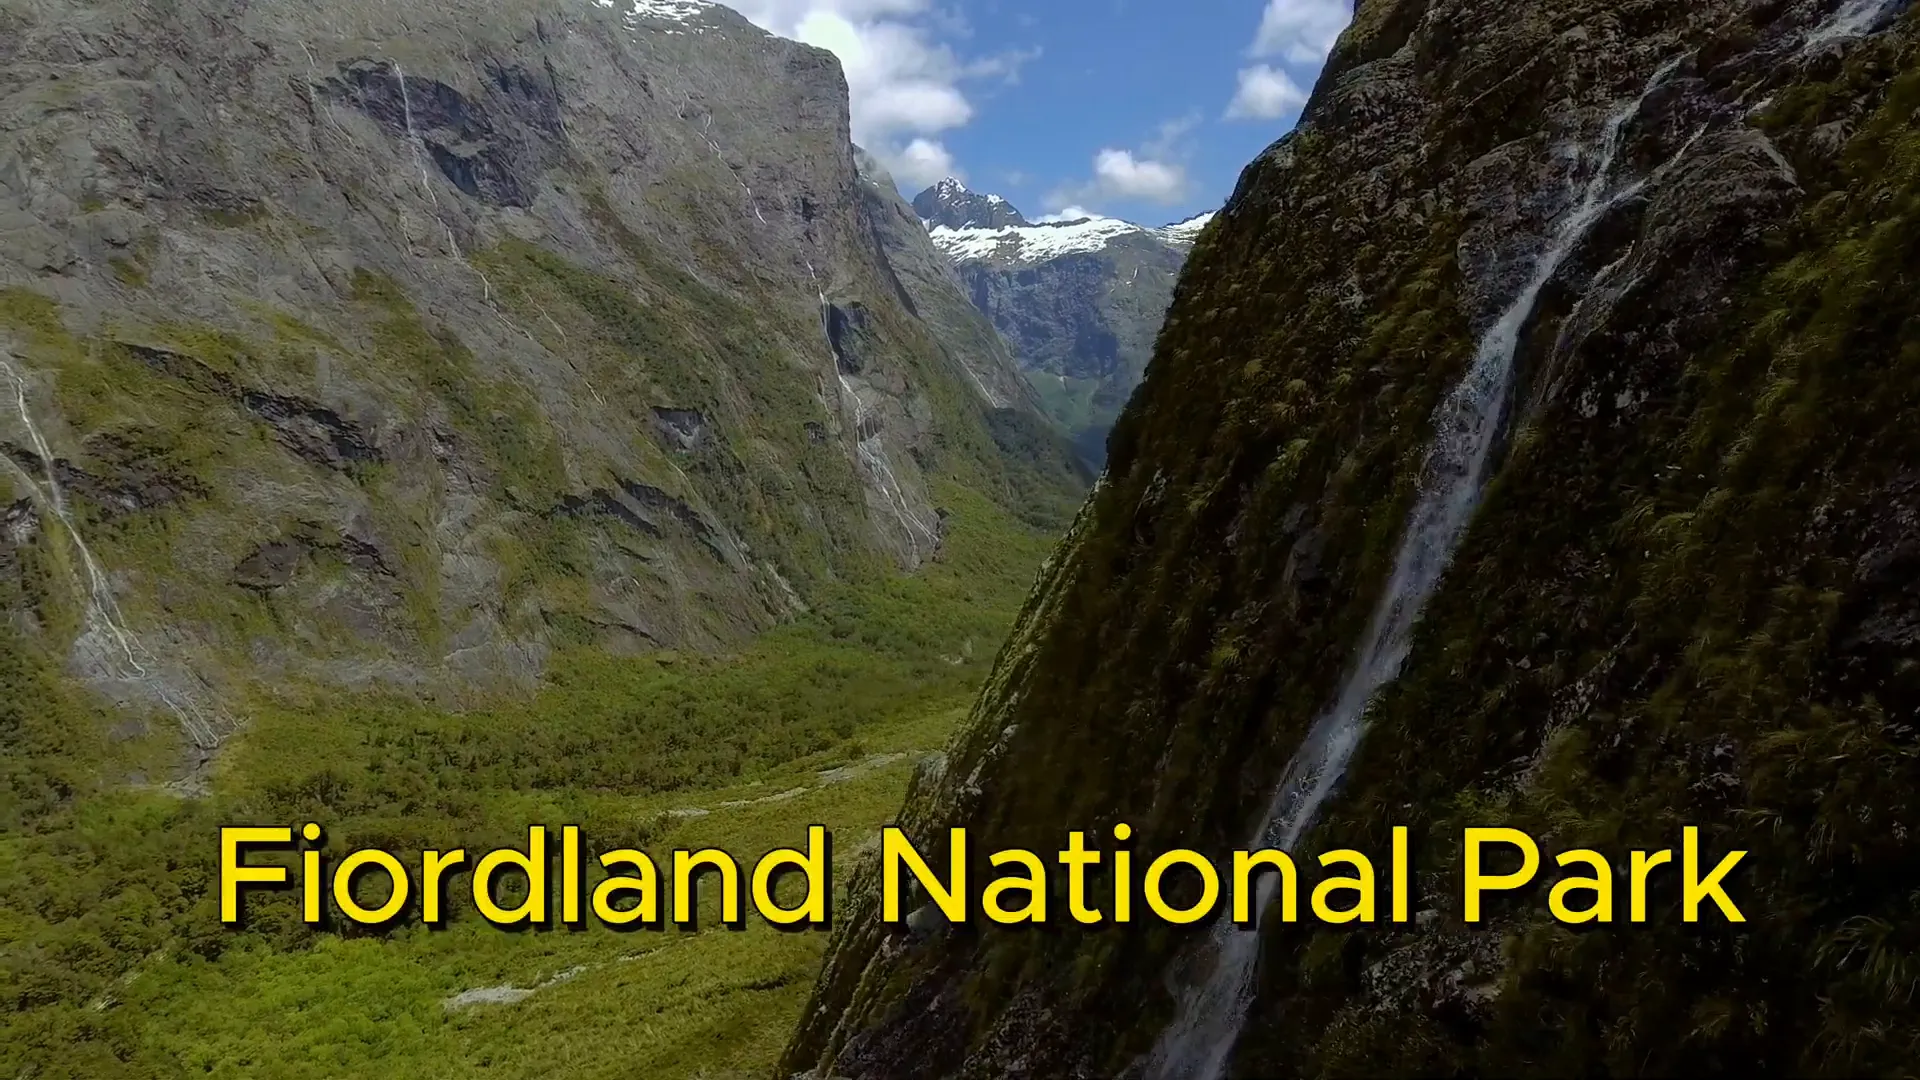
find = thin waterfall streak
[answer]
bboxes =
[1138,55,1691,1080]
[4,366,144,674]
[1,352,231,748]
[389,59,548,353]
[708,106,930,550]
[0,448,95,653]
[393,62,438,204]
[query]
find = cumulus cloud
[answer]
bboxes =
[891,137,961,189]
[733,0,1031,188]
[1225,64,1308,120]
[1044,144,1190,214]
[1224,0,1350,123]
[1091,149,1187,201]
[1249,0,1352,64]
[1034,205,1099,223]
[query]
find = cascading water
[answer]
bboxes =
[0,350,229,751]
[392,61,437,203]
[388,61,543,349]
[1802,0,1909,52]
[674,94,953,556]
[698,111,768,225]
[802,260,939,556]
[1137,57,1688,1080]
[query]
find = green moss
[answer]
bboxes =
[0,286,67,334]
[196,202,269,229]
[789,14,1920,1080]
[108,256,148,288]
[352,268,568,505]
[1235,23,1920,1080]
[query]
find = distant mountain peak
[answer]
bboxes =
[913,180,1030,231]
[1157,211,1217,246]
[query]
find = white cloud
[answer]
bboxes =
[1225,64,1308,120]
[1035,205,1098,223]
[1222,0,1349,124]
[1044,145,1189,214]
[1092,149,1187,202]
[733,1,1029,188]
[1249,0,1352,64]
[891,137,961,189]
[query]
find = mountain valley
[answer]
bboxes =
[0,0,1082,1074]
[9,0,1920,1077]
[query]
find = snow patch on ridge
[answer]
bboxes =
[927,209,1217,264]
[1158,211,1216,246]
[597,0,717,33]
[929,215,1153,262]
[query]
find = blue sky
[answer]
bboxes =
[732,1,1353,225]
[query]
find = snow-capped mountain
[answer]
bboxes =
[1158,210,1217,245]
[918,195,1214,265]
[911,180,1216,465]
[913,178,1032,231]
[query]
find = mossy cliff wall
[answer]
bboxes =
[784,1,1920,1076]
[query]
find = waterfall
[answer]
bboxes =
[830,339,938,557]
[1802,0,1909,52]
[0,350,229,751]
[393,61,434,201]
[387,61,544,347]
[806,261,939,555]
[696,112,768,225]
[1136,56,1687,1080]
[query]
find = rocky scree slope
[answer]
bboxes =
[785,0,1920,1077]
[914,179,1214,467]
[0,0,1083,755]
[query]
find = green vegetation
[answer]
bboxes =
[786,13,1920,1080]
[2,12,1088,1078]
[0,479,1055,1078]
[3,219,1065,1074]
[1261,33,1920,1078]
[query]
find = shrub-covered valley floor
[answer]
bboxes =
[0,478,1056,1079]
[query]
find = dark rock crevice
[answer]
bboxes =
[549,479,731,564]
[123,342,381,471]
[825,299,876,376]
[232,525,395,592]
[2,434,205,519]
[317,57,565,208]
[649,406,710,452]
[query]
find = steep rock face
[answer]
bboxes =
[855,152,1063,431]
[917,179,1214,466]
[0,0,1080,743]
[786,1,1920,1077]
